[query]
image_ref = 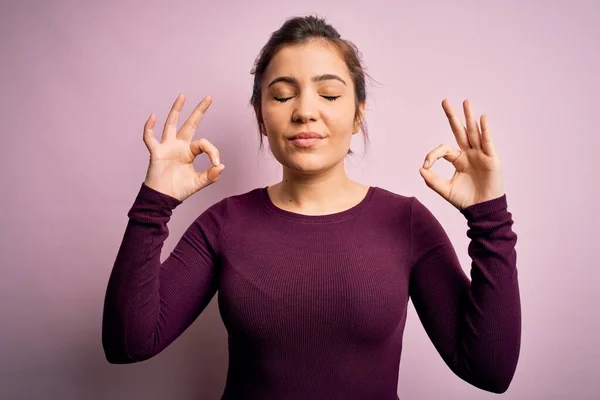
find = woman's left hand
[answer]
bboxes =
[419,98,504,211]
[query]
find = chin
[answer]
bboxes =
[278,152,341,174]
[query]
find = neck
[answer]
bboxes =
[269,161,358,211]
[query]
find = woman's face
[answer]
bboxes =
[260,40,364,174]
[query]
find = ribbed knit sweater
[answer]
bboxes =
[102,182,521,399]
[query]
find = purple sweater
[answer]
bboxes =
[102,182,521,399]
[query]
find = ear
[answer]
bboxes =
[353,101,366,134]
[253,104,267,136]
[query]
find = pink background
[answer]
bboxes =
[1,1,598,399]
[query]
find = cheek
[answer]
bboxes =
[325,104,356,133]
[261,105,285,130]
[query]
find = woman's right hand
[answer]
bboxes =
[142,93,225,202]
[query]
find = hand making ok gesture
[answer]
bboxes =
[419,98,505,210]
[143,94,225,202]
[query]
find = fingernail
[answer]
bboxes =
[423,160,430,168]
[215,157,220,165]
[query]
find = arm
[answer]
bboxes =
[101,182,227,364]
[408,194,520,393]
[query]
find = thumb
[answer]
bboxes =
[197,164,225,188]
[419,167,449,197]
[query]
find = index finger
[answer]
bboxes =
[178,95,213,141]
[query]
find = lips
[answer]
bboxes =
[289,132,323,140]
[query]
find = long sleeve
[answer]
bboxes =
[101,182,227,364]
[408,194,521,393]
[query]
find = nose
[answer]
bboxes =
[292,93,318,123]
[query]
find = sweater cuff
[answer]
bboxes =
[136,182,183,210]
[459,193,508,220]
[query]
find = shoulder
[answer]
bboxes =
[371,186,417,213]
[373,186,413,203]
[373,187,432,217]
[199,186,264,222]
[188,187,263,238]
[372,187,444,232]
[362,186,423,229]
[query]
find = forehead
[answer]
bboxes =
[264,40,351,82]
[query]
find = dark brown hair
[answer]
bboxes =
[250,15,371,155]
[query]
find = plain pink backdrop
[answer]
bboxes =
[1,1,598,399]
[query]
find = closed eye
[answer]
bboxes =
[273,96,341,103]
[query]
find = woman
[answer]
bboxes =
[102,15,521,399]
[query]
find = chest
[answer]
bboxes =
[216,223,412,344]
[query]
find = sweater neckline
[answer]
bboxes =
[260,186,377,222]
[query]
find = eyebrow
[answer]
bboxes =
[267,74,347,88]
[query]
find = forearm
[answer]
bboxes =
[102,183,181,363]
[410,194,521,393]
[454,197,521,392]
